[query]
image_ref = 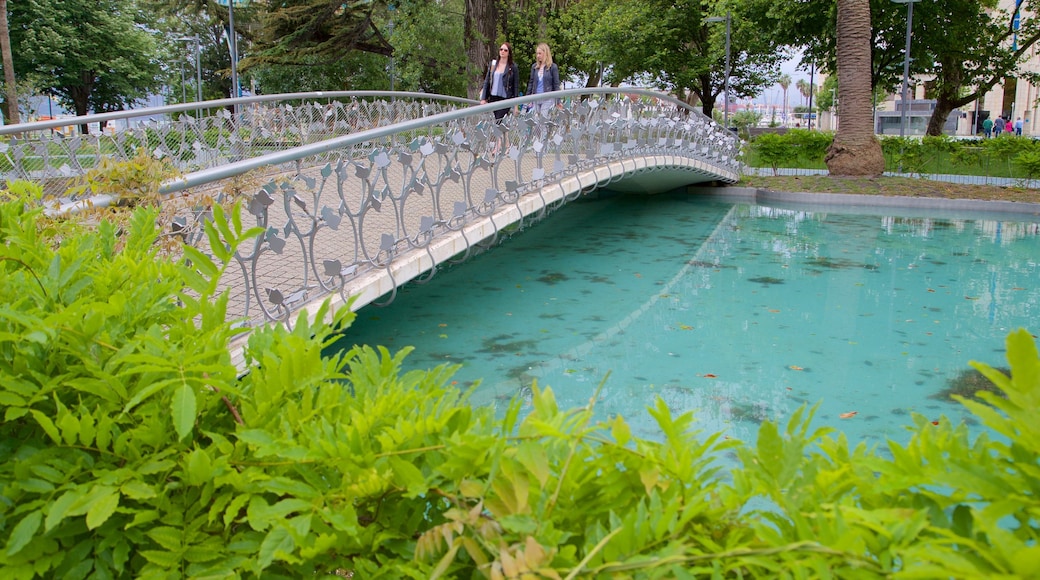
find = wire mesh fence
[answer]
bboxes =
[0,92,473,199]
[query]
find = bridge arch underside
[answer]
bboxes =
[311,154,738,319]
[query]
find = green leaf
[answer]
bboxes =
[45,489,83,532]
[1012,545,1040,577]
[146,526,182,552]
[172,383,197,440]
[756,420,782,481]
[224,494,251,527]
[86,490,120,530]
[126,509,161,529]
[58,412,80,445]
[0,391,27,406]
[236,429,276,448]
[185,448,213,486]
[120,480,156,500]
[30,410,62,444]
[610,414,631,447]
[257,527,295,569]
[140,550,182,568]
[516,441,551,488]
[121,380,172,414]
[390,457,427,498]
[5,510,42,556]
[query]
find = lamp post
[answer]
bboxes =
[706,11,731,129]
[173,36,202,103]
[893,0,921,138]
[193,35,202,103]
[179,52,186,104]
[217,0,249,111]
[228,0,239,103]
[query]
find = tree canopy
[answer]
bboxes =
[8,0,162,120]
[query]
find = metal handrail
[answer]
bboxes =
[162,88,716,194]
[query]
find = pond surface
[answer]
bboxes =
[332,191,1040,448]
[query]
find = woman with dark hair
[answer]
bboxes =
[480,42,520,122]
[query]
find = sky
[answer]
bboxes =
[755,51,814,108]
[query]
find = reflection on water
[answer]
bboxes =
[334,192,1040,447]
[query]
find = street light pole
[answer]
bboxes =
[893,0,921,138]
[706,11,732,129]
[228,0,239,104]
[174,36,203,103]
[179,55,186,103]
[194,35,202,103]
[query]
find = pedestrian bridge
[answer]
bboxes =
[2,89,741,341]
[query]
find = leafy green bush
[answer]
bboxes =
[1,193,1038,578]
[1014,151,1040,182]
[748,133,788,175]
[744,130,833,170]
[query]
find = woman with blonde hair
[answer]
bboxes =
[526,43,561,116]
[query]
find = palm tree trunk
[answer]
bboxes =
[826,0,885,176]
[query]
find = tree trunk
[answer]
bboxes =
[465,0,498,99]
[71,83,91,134]
[826,0,885,176]
[0,0,19,125]
[925,56,975,136]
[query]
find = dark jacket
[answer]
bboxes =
[482,60,520,100]
[526,63,561,97]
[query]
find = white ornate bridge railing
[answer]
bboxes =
[3,88,742,332]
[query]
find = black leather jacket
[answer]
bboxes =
[482,60,520,100]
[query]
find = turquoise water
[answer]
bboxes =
[334,192,1040,447]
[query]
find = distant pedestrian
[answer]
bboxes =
[993,116,1004,136]
[1015,117,1024,136]
[982,117,993,138]
[1006,119,1014,134]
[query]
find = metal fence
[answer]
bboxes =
[0,91,474,199]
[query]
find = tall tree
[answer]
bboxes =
[0,0,18,124]
[915,0,1040,136]
[463,0,498,98]
[778,73,791,122]
[796,79,811,107]
[9,0,162,130]
[579,0,786,117]
[826,0,884,176]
